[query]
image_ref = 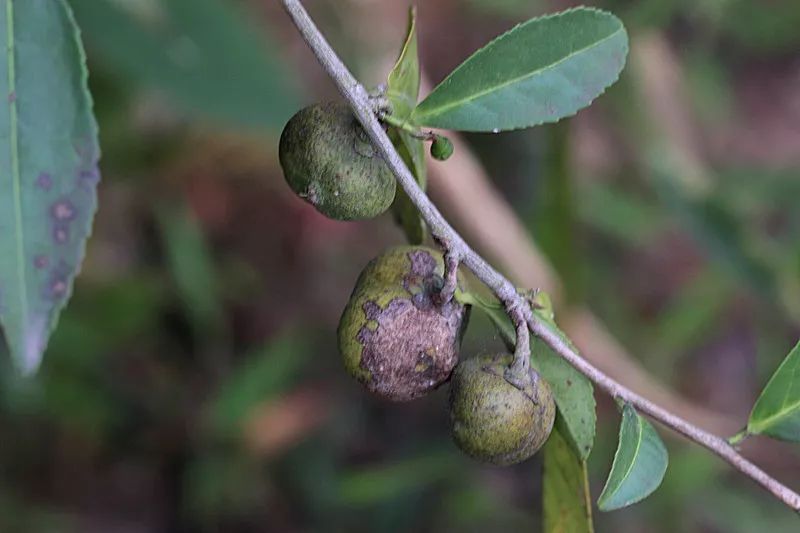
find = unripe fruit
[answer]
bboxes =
[430,135,454,161]
[279,102,396,220]
[449,354,555,465]
[338,246,470,401]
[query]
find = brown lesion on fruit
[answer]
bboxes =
[356,279,466,401]
[299,184,321,207]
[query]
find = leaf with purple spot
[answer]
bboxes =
[0,0,100,374]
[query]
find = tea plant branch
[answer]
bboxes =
[280,0,800,513]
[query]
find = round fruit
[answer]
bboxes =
[337,246,470,401]
[449,353,555,465]
[430,135,454,161]
[279,102,396,220]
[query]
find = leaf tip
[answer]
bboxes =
[8,314,49,376]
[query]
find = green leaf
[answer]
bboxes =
[387,7,420,122]
[336,450,458,506]
[543,426,594,533]
[70,0,300,130]
[208,334,311,436]
[389,128,427,245]
[598,403,668,512]
[531,306,595,459]
[747,340,800,441]
[462,291,596,459]
[0,0,100,374]
[646,159,784,315]
[411,7,628,132]
[534,340,596,460]
[386,7,426,244]
[158,205,220,331]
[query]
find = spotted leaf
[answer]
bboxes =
[0,0,100,374]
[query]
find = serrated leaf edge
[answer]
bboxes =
[1,0,101,374]
[597,404,667,511]
[747,340,800,436]
[412,6,628,132]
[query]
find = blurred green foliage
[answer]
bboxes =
[1,0,799,531]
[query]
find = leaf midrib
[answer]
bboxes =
[750,357,800,432]
[600,407,643,507]
[413,25,624,123]
[6,0,28,331]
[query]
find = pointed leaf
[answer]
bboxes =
[386,8,426,244]
[387,7,420,121]
[747,340,800,441]
[0,0,100,374]
[535,340,596,460]
[412,7,628,132]
[543,425,594,533]
[531,303,596,459]
[598,403,668,511]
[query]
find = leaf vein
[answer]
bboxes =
[6,0,28,332]
[414,26,624,123]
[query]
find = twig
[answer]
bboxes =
[436,249,461,306]
[279,0,800,513]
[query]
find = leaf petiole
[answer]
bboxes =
[380,112,436,141]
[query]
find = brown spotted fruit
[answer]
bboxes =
[337,246,470,401]
[279,102,396,220]
[449,353,555,465]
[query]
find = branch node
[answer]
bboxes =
[435,250,461,306]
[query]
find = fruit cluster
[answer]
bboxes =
[279,103,555,465]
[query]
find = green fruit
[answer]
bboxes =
[337,246,470,401]
[430,135,454,161]
[279,102,396,220]
[449,353,555,465]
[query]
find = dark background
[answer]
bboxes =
[1,0,799,531]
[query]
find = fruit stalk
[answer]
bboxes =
[281,0,800,512]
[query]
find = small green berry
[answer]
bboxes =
[449,353,555,465]
[279,102,396,220]
[337,246,470,401]
[430,135,454,161]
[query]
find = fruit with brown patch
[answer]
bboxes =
[337,246,470,401]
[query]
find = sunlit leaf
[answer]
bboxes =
[412,7,628,132]
[0,0,100,374]
[747,340,800,441]
[543,426,594,533]
[598,403,668,511]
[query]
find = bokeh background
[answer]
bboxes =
[1,0,800,531]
